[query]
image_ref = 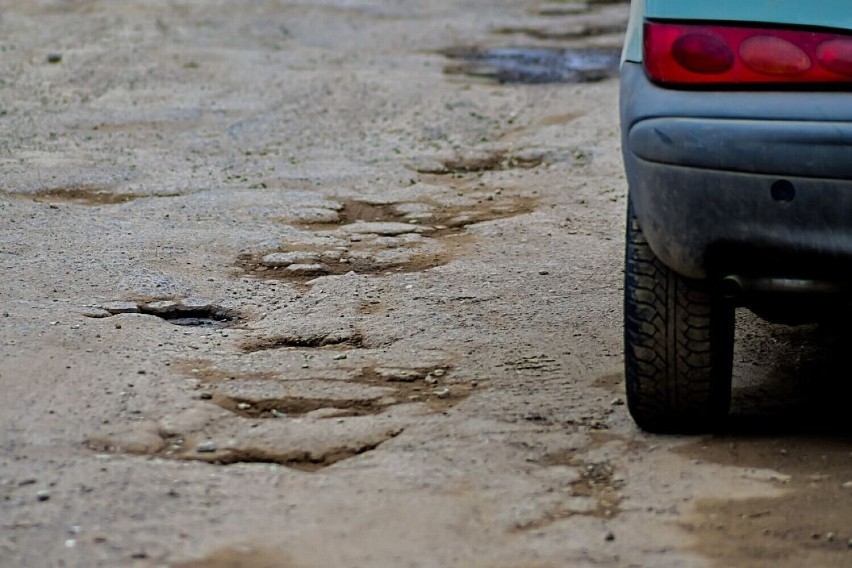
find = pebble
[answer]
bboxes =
[842,481,852,489]
[101,301,140,315]
[196,441,218,453]
[375,368,425,383]
[610,398,624,406]
[270,409,287,418]
[179,297,215,311]
[604,531,615,542]
[341,221,432,236]
[425,376,439,385]
[332,353,347,360]
[435,388,451,399]
[46,53,62,64]
[237,402,252,410]
[79,307,112,319]
[198,392,213,400]
[432,369,446,377]
[36,490,51,502]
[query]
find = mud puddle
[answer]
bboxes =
[678,436,852,567]
[443,47,620,84]
[16,184,182,205]
[238,196,534,282]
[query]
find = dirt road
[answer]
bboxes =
[1,1,850,566]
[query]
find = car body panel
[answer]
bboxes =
[620,62,852,279]
[623,0,852,63]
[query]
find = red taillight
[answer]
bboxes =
[672,34,734,74]
[817,38,852,76]
[644,21,852,86]
[739,36,811,75]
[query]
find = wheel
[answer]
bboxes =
[623,201,734,433]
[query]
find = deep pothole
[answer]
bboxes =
[443,46,620,84]
[84,298,239,329]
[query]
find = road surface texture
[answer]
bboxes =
[1,1,850,567]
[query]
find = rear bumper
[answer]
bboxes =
[620,62,852,279]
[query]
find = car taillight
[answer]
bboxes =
[644,21,852,86]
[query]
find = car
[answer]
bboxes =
[619,0,852,433]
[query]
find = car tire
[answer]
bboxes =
[623,202,734,433]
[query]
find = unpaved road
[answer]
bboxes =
[1,2,850,567]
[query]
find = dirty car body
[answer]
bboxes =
[619,0,852,432]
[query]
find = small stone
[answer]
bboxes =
[434,388,451,399]
[101,301,140,315]
[605,531,615,542]
[79,307,111,319]
[539,270,550,275]
[36,491,51,502]
[425,376,439,385]
[375,368,425,382]
[826,532,836,542]
[610,398,624,406]
[842,481,852,489]
[261,251,320,267]
[64,539,76,549]
[237,402,252,410]
[270,409,287,418]
[341,221,432,236]
[196,441,218,453]
[432,369,446,377]
[47,53,62,64]
[179,297,215,312]
[198,392,213,400]
[332,353,347,360]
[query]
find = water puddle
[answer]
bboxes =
[443,47,620,84]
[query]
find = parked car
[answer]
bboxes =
[619,0,852,432]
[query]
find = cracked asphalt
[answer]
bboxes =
[1,1,850,567]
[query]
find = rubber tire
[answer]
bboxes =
[624,202,734,433]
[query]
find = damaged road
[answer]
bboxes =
[0,1,850,567]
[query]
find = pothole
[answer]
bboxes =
[240,331,366,353]
[179,436,401,471]
[83,298,239,329]
[185,364,471,418]
[238,196,535,281]
[443,47,620,84]
[13,184,183,205]
[540,454,622,517]
[89,430,402,472]
[415,150,550,175]
[212,393,384,419]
